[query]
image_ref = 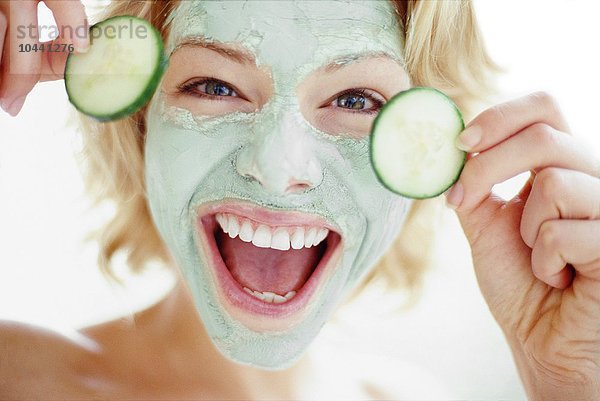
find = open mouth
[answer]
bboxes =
[196,202,342,319]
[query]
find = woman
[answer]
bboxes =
[1,0,599,399]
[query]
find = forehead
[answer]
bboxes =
[166,0,404,74]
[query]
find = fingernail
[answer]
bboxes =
[456,126,481,151]
[6,95,26,116]
[444,182,464,210]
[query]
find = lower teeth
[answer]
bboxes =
[243,287,297,303]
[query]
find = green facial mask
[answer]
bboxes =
[144,0,413,370]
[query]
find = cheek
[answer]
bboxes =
[320,135,409,253]
[302,102,376,139]
[335,140,384,205]
[365,194,410,241]
[356,196,412,276]
[347,147,411,244]
[145,128,218,207]
[143,114,246,224]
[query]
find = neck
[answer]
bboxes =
[150,274,315,399]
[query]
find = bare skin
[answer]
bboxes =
[1,275,416,399]
[0,279,317,399]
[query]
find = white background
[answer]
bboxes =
[1,1,599,399]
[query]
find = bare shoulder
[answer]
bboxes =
[0,319,104,399]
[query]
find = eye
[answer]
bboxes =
[204,80,236,96]
[338,93,366,109]
[330,88,385,115]
[177,77,241,100]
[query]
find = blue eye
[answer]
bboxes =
[337,93,366,110]
[333,89,384,115]
[205,81,235,96]
[178,78,238,98]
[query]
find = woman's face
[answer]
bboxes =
[144,0,412,369]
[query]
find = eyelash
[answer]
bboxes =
[333,88,385,115]
[177,78,385,114]
[177,77,242,101]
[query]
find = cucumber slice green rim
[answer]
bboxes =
[64,15,168,122]
[369,87,466,199]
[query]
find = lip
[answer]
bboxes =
[199,200,340,232]
[193,199,343,330]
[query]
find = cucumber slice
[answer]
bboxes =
[370,87,466,199]
[64,15,168,121]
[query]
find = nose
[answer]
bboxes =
[235,110,323,195]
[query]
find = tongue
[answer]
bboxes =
[216,230,323,295]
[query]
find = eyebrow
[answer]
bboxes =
[173,36,405,72]
[323,51,405,73]
[173,36,257,65]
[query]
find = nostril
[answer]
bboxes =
[285,180,313,194]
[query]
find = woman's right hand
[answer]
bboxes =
[0,0,88,116]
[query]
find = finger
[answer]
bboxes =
[38,37,69,81]
[515,169,536,202]
[0,0,41,116]
[39,1,88,81]
[454,123,600,212]
[521,168,600,248]
[0,9,6,76]
[44,0,88,52]
[0,10,8,111]
[531,219,600,288]
[455,91,571,153]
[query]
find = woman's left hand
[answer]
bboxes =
[445,92,600,400]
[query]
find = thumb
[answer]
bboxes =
[40,0,90,82]
[446,169,539,328]
[447,166,533,302]
[39,39,68,82]
[444,154,534,247]
[445,184,503,247]
[442,154,487,244]
[39,36,86,83]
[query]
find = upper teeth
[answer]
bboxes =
[215,213,329,250]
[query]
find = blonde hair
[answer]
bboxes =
[76,0,498,306]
